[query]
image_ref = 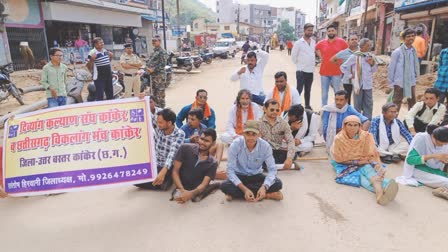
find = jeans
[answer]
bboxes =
[353,89,373,120]
[343,83,353,105]
[220,174,282,199]
[296,71,314,108]
[94,77,114,101]
[47,96,67,108]
[251,94,266,106]
[321,75,342,106]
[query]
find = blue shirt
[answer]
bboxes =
[388,46,417,88]
[369,116,413,146]
[175,104,216,129]
[227,136,277,188]
[322,105,369,140]
[340,53,378,90]
[180,123,207,143]
[434,48,448,92]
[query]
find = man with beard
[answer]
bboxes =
[176,89,216,129]
[171,128,220,203]
[230,49,270,105]
[315,25,348,106]
[221,89,263,145]
[291,23,316,110]
[264,71,301,115]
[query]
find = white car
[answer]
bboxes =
[213,39,237,59]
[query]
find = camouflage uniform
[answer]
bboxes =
[147,46,168,108]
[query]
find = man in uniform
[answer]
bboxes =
[146,35,168,107]
[120,43,142,98]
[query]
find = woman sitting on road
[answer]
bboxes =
[396,125,448,200]
[331,115,399,205]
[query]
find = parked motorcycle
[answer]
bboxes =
[200,51,213,64]
[167,52,193,72]
[0,63,24,105]
[112,70,124,91]
[87,74,123,102]
[66,67,91,105]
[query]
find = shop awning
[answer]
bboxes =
[141,14,170,23]
[42,2,143,27]
[318,14,344,30]
[395,0,447,13]
[63,0,153,15]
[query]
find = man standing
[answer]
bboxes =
[172,129,220,203]
[259,99,295,169]
[221,120,283,202]
[176,89,216,129]
[241,39,251,64]
[135,108,185,190]
[434,47,448,104]
[291,23,316,110]
[287,40,293,56]
[147,35,168,108]
[315,24,348,106]
[86,37,114,101]
[330,34,359,105]
[388,28,420,113]
[369,103,413,164]
[264,71,301,115]
[120,44,142,98]
[412,28,427,63]
[41,48,68,108]
[340,38,378,120]
[230,49,269,105]
[74,36,88,63]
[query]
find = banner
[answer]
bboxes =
[2,98,157,197]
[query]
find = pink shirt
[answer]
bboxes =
[75,39,88,48]
[316,38,348,76]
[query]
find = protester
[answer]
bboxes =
[120,43,142,98]
[412,28,427,63]
[287,40,293,56]
[220,120,283,202]
[369,103,413,164]
[230,49,269,105]
[180,108,207,143]
[86,37,114,101]
[388,28,419,113]
[321,90,370,150]
[171,129,220,203]
[135,108,185,190]
[149,96,162,130]
[221,89,263,145]
[176,89,216,129]
[241,39,251,64]
[330,34,359,104]
[41,48,68,108]
[264,71,301,115]
[315,24,348,106]
[291,23,316,109]
[434,47,448,104]
[259,99,295,169]
[404,88,446,135]
[147,35,168,107]
[340,38,378,120]
[284,104,320,156]
[331,115,399,206]
[396,125,448,200]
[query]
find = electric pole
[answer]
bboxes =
[161,0,167,50]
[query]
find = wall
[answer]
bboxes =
[217,0,234,23]
[390,13,406,50]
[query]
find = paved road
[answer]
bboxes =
[1,50,446,252]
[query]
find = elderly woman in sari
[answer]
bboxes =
[331,115,399,205]
[396,125,448,200]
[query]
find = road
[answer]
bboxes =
[1,50,447,252]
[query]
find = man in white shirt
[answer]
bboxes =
[230,49,269,105]
[291,23,316,110]
[264,71,301,115]
[221,89,263,144]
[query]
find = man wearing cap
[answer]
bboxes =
[220,120,284,202]
[120,44,142,98]
[147,36,168,107]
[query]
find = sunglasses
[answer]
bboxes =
[269,108,280,112]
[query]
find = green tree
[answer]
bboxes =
[276,20,296,41]
[166,0,216,26]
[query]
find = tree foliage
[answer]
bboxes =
[276,20,296,41]
[166,0,216,26]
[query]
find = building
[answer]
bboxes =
[296,9,307,37]
[216,0,234,23]
[274,7,296,33]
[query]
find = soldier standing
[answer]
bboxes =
[146,35,168,108]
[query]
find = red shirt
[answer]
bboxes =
[315,38,348,76]
[287,41,293,49]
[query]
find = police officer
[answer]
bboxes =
[120,43,142,98]
[147,35,168,108]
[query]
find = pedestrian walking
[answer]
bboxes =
[147,35,168,108]
[287,40,293,56]
[86,37,114,101]
[41,48,68,108]
[291,23,316,110]
[434,47,448,104]
[120,43,142,98]
[315,24,348,106]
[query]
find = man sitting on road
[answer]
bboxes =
[369,103,413,164]
[404,88,446,135]
[135,108,185,190]
[176,89,216,129]
[264,71,301,115]
[220,120,283,202]
[321,90,370,150]
[259,99,295,169]
[171,128,220,203]
[284,104,320,157]
[221,89,263,145]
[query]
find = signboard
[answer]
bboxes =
[2,98,157,196]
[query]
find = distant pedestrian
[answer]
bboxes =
[75,36,88,63]
[86,37,114,101]
[315,24,348,106]
[434,48,448,104]
[412,28,427,64]
[41,48,68,108]
[287,40,293,56]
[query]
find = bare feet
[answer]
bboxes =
[432,187,448,200]
[225,194,233,201]
[377,180,399,206]
[215,171,227,180]
[265,191,284,201]
[0,187,7,198]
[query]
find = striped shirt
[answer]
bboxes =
[92,49,111,67]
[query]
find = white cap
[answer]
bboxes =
[20,42,29,47]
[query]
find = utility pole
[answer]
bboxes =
[315,0,319,28]
[176,0,181,51]
[161,0,167,50]
[236,4,240,40]
[362,0,369,37]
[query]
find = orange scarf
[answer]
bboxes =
[272,85,291,114]
[192,101,211,119]
[235,104,254,135]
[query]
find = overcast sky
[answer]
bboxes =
[198,0,318,23]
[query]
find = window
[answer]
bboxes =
[194,23,198,29]
[216,1,219,6]
[224,26,230,30]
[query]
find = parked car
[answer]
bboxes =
[212,39,237,59]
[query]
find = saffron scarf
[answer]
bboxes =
[235,104,254,135]
[192,101,211,119]
[272,84,292,114]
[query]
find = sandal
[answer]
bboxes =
[432,187,448,200]
[377,179,399,206]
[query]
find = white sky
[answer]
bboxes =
[198,0,318,23]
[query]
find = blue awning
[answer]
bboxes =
[141,14,170,22]
[395,0,447,13]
